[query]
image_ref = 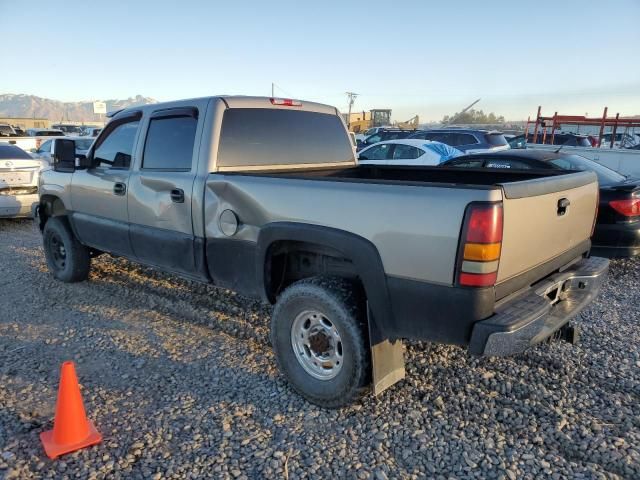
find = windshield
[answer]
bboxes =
[550,154,626,186]
[0,145,33,160]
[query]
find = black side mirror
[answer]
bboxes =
[52,139,76,173]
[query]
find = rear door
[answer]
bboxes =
[127,105,204,278]
[496,171,598,285]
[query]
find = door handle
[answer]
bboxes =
[113,182,126,196]
[170,188,185,203]
[557,197,570,216]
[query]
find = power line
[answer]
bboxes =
[345,92,358,129]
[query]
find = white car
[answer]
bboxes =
[357,139,463,166]
[0,143,47,218]
[32,136,95,165]
[599,132,639,149]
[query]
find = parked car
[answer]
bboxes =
[357,139,462,166]
[32,136,94,165]
[51,124,83,136]
[407,129,510,153]
[599,132,639,149]
[527,132,592,147]
[442,149,640,257]
[505,134,527,149]
[26,128,65,137]
[357,128,417,151]
[38,95,607,407]
[0,123,17,137]
[0,143,46,218]
[12,126,26,136]
[79,126,102,137]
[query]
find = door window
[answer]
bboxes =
[93,120,140,169]
[142,115,198,170]
[452,133,479,146]
[38,140,52,153]
[359,144,392,160]
[392,144,423,160]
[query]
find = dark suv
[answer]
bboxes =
[527,132,591,147]
[357,129,417,151]
[407,128,509,153]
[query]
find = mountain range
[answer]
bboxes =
[0,94,157,122]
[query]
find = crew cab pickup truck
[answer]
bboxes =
[37,96,609,407]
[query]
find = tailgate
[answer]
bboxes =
[497,171,598,283]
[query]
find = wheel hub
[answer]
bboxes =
[291,310,343,380]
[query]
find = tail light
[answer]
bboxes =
[609,198,640,217]
[270,98,302,107]
[457,203,503,287]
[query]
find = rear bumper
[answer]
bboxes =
[592,222,640,258]
[0,193,39,218]
[469,256,609,356]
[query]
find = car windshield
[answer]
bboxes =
[550,154,626,186]
[0,145,33,160]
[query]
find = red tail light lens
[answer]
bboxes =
[609,198,640,217]
[458,203,503,287]
[466,204,503,243]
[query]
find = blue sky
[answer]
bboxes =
[1,0,639,121]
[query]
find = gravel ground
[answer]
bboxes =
[0,218,638,479]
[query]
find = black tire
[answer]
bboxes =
[43,217,91,282]
[270,276,370,408]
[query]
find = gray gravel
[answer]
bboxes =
[0,218,639,479]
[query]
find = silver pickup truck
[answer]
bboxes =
[37,96,609,407]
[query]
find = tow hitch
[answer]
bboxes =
[547,323,580,345]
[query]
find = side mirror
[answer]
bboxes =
[52,139,76,173]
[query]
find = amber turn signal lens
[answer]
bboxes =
[463,242,501,262]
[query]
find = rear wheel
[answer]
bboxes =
[43,217,91,282]
[270,276,370,408]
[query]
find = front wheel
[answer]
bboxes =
[270,276,370,408]
[43,217,91,282]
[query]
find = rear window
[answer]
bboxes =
[0,145,32,160]
[217,108,354,168]
[550,154,626,186]
[484,133,508,147]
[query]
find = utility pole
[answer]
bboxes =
[272,83,275,97]
[345,92,358,129]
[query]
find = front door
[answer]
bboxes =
[127,106,202,278]
[70,114,141,256]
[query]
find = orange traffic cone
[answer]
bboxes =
[40,361,102,459]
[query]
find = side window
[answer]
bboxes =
[359,144,392,160]
[365,134,381,144]
[39,140,52,153]
[425,133,450,144]
[93,120,140,169]
[454,134,479,146]
[142,114,198,170]
[392,144,423,159]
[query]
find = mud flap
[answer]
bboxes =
[367,303,405,395]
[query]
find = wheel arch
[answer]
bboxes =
[38,194,70,231]
[257,222,394,342]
